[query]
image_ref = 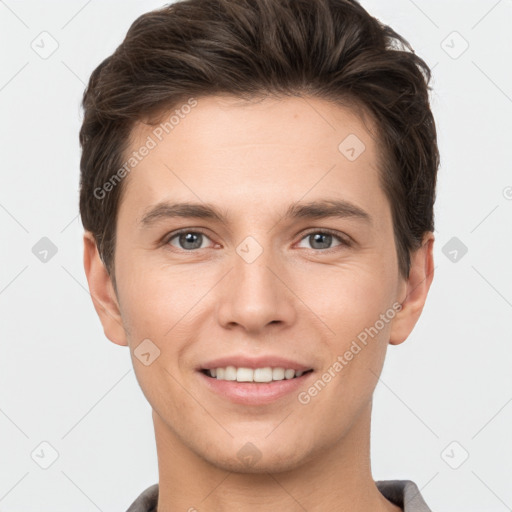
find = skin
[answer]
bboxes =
[84,94,434,512]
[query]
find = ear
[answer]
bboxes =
[83,231,128,346]
[389,232,435,345]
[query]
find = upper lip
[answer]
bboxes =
[199,355,313,372]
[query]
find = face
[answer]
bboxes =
[85,94,433,473]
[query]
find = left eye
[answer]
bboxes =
[297,231,346,250]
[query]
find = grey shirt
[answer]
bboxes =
[126,479,432,511]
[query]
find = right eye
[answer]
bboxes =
[166,229,215,251]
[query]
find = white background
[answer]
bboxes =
[0,0,511,510]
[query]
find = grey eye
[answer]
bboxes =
[297,232,344,250]
[169,232,211,250]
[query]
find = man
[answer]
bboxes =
[79,0,438,510]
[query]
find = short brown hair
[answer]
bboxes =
[79,0,439,280]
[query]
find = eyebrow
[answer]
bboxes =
[139,198,372,227]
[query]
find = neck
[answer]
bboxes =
[152,402,401,512]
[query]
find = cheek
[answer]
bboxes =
[129,358,196,430]
[298,260,397,331]
[115,259,199,339]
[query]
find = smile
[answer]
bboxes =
[202,366,314,382]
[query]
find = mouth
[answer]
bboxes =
[200,366,314,382]
[196,355,315,404]
[197,363,315,405]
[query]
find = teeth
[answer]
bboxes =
[284,369,295,379]
[254,367,272,382]
[236,367,253,382]
[207,366,309,382]
[272,367,285,380]
[224,366,237,381]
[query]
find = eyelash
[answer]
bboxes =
[163,228,352,252]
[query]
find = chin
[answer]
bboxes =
[192,432,316,475]
[203,448,307,475]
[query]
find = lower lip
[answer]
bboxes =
[198,371,314,405]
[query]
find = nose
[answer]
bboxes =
[215,241,297,335]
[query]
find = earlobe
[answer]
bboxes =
[389,232,435,346]
[83,231,128,346]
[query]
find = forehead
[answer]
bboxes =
[131,94,378,156]
[120,94,387,221]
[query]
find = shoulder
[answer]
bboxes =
[376,479,433,512]
[125,483,159,512]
